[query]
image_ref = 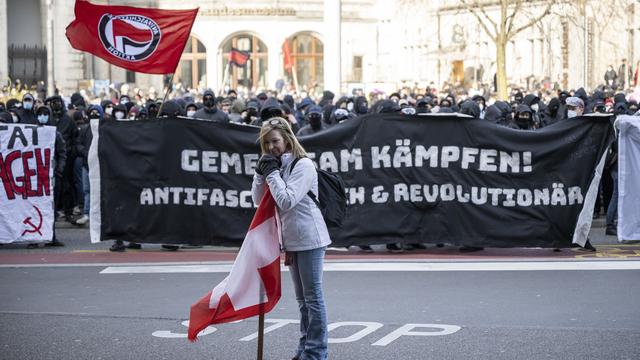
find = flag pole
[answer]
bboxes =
[290,66,300,95]
[220,62,230,96]
[156,72,175,117]
[256,280,266,360]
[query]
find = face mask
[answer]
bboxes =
[11,115,19,123]
[105,107,113,115]
[347,102,354,112]
[358,104,368,113]
[37,115,49,124]
[128,114,136,120]
[187,110,196,117]
[120,98,130,105]
[567,110,577,119]
[203,98,215,108]
[478,104,484,111]
[114,112,125,120]
[531,104,539,112]
[23,101,33,110]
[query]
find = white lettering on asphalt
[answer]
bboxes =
[372,324,462,346]
[240,319,299,341]
[152,320,217,338]
[328,322,384,343]
[151,319,461,345]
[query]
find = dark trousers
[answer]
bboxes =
[55,153,76,216]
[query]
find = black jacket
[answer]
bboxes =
[76,123,93,168]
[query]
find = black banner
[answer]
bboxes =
[90,114,614,248]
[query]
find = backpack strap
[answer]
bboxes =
[289,157,320,207]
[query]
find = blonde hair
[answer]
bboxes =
[258,117,308,158]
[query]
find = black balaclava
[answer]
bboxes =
[307,111,323,130]
[547,98,560,117]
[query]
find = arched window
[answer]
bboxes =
[221,34,268,91]
[175,36,207,90]
[285,33,324,90]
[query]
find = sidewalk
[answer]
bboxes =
[1,216,638,266]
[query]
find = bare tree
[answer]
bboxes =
[458,0,554,100]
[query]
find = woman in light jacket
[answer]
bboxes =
[251,117,331,360]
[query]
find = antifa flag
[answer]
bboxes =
[89,114,614,248]
[65,0,198,74]
[228,48,250,67]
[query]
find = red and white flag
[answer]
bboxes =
[188,189,281,342]
[65,0,198,74]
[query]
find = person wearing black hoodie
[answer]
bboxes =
[194,90,229,122]
[27,105,67,248]
[508,104,535,130]
[353,96,369,115]
[18,93,38,124]
[254,97,285,127]
[296,106,326,136]
[459,100,481,119]
[540,98,562,126]
[73,105,102,226]
[46,95,78,222]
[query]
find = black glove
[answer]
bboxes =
[257,154,280,177]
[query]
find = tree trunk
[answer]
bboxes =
[495,36,508,101]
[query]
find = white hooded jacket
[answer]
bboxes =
[251,153,331,252]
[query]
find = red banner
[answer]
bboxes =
[65,0,198,74]
[282,40,293,71]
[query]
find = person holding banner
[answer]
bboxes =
[252,117,331,360]
[26,105,67,248]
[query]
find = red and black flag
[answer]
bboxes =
[65,0,198,74]
[228,48,250,67]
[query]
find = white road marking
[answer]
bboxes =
[99,260,640,274]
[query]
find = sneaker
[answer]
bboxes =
[109,242,126,252]
[605,226,617,236]
[56,211,66,221]
[74,215,89,225]
[573,240,596,252]
[44,240,65,247]
[386,243,404,253]
[72,206,82,216]
[161,244,179,251]
[358,245,374,253]
[127,242,142,249]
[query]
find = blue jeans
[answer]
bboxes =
[289,247,328,360]
[606,169,618,228]
[82,167,90,215]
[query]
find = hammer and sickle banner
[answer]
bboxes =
[65,0,198,74]
[90,114,615,248]
[0,124,56,243]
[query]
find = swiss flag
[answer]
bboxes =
[188,189,282,342]
[65,0,198,74]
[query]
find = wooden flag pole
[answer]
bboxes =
[220,62,230,96]
[256,279,266,360]
[156,72,175,117]
[291,66,300,95]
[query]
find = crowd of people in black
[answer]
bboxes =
[1,81,638,251]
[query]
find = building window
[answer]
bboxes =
[126,70,136,84]
[352,56,363,83]
[221,33,268,91]
[175,36,207,90]
[286,32,324,91]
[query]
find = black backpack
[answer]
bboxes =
[290,157,347,227]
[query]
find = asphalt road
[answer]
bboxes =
[1,264,640,360]
[1,224,639,360]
